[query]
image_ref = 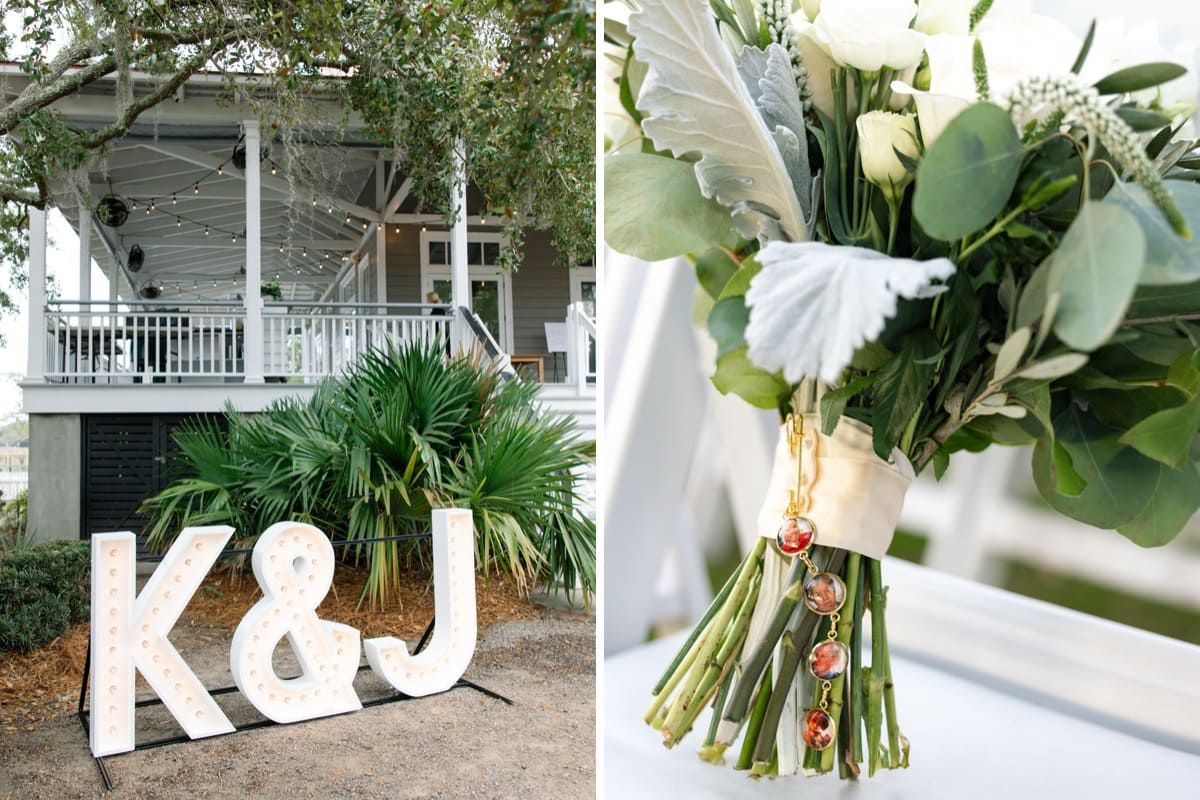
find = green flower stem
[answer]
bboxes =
[959,202,1028,261]
[866,559,890,775]
[700,666,736,759]
[849,553,868,765]
[819,553,861,774]
[663,540,764,743]
[644,620,709,724]
[885,195,902,256]
[750,604,813,774]
[734,664,773,770]
[872,560,903,768]
[717,554,808,740]
[673,573,762,746]
[651,545,753,696]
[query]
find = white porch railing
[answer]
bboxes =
[42,300,450,383]
[262,302,451,381]
[565,301,597,392]
[44,300,246,383]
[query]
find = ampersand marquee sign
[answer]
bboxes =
[88,508,477,757]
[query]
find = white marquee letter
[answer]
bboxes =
[365,508,477,696]
[89,528,237,757]
[230,522,361,722]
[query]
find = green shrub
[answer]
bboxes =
[142,342,596,607]
[0,539,90,653]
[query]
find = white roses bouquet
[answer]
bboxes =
[605,0,1200,783]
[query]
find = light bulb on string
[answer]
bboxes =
[131,199,138,210]
[194,184,200,194]
[327,205,333,214]
[345,213,352,225]
[176,218,182,227]
[312,197,317,206]
[231,232,237,243]
[270,163,277,176]
[217,164,223,176]
[171,195,177,205]
[148,200,155,213]
[279,242,284,252]
[204,226,210,236]
[361,221,368,230]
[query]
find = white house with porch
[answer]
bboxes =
[12,66,596,543]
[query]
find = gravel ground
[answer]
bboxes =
[0,608,594,799]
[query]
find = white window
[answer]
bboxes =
[420,231,514,352]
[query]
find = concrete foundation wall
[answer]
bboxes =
[28,414,81,541]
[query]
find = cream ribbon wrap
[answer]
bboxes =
[755,413,915,560]
[741,413,914,776]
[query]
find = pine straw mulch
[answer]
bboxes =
[0,562,542,733]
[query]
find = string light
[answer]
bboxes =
[217,164,223,176]
[171,195,177,205]
[176,218,182,227]
[231,232,237,243]
[312,197,318,206]
[345,213,352,225]
[131,199,138,210]
[204,226,209,236]
[279,242,284,252]
[327,205,333,214]
[270,163,277,176]
[194,184,199,194]
[361,221,368,230]
[148,200,155,213]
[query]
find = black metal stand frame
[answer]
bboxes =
[76,532,513,792]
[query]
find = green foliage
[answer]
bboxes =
[913,103,1023,241]
[141,342,595,606]
[605,154,730,260]
[0,539,89,653]
[0,489,29,550]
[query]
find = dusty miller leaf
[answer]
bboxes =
[744,242,955,383]
[629,0,808,242]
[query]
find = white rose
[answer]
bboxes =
[812,0,926,72]
[856,111,920,200]
[913,0,973,36]
[789,15,843,117]
[971,13,1079,100]
[890,80,970,145]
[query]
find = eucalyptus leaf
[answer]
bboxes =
[605,154,730,260]
[913,103,1023,241]
[1047,202,1145,351]
[629,0,808,242]
[1106,181,1200,286]
[707,296,750,358]
[711,345,791,409]
[718,255,764,299]
[1118,394,1200,469]
[695,247,740,299]
[1093,61,1188,95]
[1032,405,1200,546]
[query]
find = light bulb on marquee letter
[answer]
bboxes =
[365,508,477,696]
[89,527,237,757]
[229,522,362,723]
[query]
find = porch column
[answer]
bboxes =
[27,206,47,382]
[243,120,265,383]
[450,139,469,352]
[78,206,92,305]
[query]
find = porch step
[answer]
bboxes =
[537,382,597,442]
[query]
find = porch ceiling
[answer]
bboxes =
[51,131,387,302]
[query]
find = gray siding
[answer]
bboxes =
[512,230,571,354]
[385,224,423,303]
[28,414,81,541]
[383,225,575,354]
